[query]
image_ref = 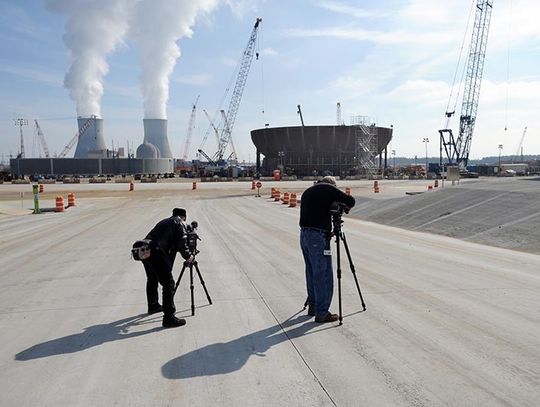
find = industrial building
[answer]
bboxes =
[10,117,174,177]
[251,124,393,177]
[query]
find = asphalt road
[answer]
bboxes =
[1,182,539,406]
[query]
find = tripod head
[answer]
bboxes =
[330,201,349,236]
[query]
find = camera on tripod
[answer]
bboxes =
[330,201,350,218]
[186,221,200,254]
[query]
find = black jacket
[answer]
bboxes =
[145,216,190,260]
[299,183,356,232]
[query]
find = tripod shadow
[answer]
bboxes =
[162,311,334,379]
[15,313,162,361]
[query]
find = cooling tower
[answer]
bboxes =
[74,117,107,158]
[142,119,172,159]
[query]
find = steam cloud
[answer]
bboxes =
[129,0,219,119]
[45,0,132,118]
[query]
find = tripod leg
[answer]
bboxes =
[174,262,187,295]
[341,232,366,311]
[189,264,195,316]
[336,233,343,325]
[194,262,212,305]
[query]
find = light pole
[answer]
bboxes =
[498,144,503,175]
[423,138,429,177]
[391,150,396,172]
[14,118,28,158]
[278,151,284,170]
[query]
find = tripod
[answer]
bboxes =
[333,214,366,325]
[173,251,212,316]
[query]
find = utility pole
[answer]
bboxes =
[498,144,503,175]
[391,150,396,171]
[14,118,28,158]
[423,138,429,176]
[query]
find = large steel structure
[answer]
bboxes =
[251,124,392,177]
[439,0,494,169]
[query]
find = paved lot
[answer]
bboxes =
[0,180,539,406]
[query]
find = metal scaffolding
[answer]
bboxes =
[351,116,379,177]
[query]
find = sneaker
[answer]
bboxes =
[315,313,338,323]
[147,304,163,314]
[162,316,186,328]
[307,304,315,316]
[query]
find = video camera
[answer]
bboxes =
[186,220,201,254]
[330,201,350,217]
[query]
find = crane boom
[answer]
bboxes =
[182,95,200,161]
[219,109,237,162]
[214,17,262,162]
[59,116,96,158]
[34,120,50,158]
[514,126,528,161]
[297,104,305,126]
[439,0,493,169]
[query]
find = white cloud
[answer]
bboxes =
[222,57,238,67]
[224,0,259,18]
[172,74,213,86]
[315,1,380,18]
[261,47,278,56]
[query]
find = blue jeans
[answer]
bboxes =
[300,228,333,317]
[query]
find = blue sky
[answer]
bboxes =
[1,0,539,163]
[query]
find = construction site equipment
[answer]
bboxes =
[55,196,64,212]
[289,193,297,208]
[211,17,262,164]
[34,120,50,158]
[297,105,305,127]
[59,115,96,158]
[14,118,28,158]
[439,0,494,169]
[182,95,199,161]
[352,116,379,177]
[68,192,76,207]
[513,126,528,162]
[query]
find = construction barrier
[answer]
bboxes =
[68,192,76,207]
[274,190,281,202]
[374,180,380,193]
[39,184,44,193]
[192,181,197,190]
[251,180,255,190]
[434,179,439,188]
[283,192,290,205]
[345,187,351,195]
[289,193,297,208]
[270,187,276,198]
[129,182,134,191]
[55,196,64,212]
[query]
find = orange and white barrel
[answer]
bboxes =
[55,196,64,212]
[67,192,76,207]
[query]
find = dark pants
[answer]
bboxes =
[300,228,333,317]
[142,249,176,317]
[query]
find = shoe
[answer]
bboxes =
[307,304,315,316]
[162,316,186,328]
[148,304,163,314]
[315,313,338,323]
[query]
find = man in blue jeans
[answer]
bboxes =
[300,176,355,323]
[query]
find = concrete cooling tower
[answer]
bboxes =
[74,117,107,158]
[138,119,172,159]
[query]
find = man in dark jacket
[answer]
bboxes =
[299,176,355,323]
[142,208,192,328]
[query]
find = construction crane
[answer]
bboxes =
[220,109,238,162]
[212,17,262,163]
[14,118,28,158]
[182,95,199,161]
[58,115,96,158]
[513,126,528,162]
[297,105,305,127]
[34,120,50,158]
[197,148,216,166]
[203,109,221,146]
[439,0,494,169]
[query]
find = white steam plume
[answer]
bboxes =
[45,0,132,118]
[129,0,219,119]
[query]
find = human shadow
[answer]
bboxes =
[162,311,334,379]
[15,313,162,361]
